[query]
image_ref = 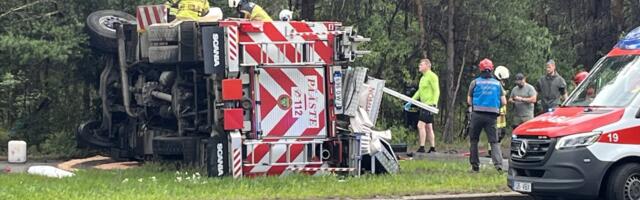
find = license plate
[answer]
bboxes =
[513,181,532,192]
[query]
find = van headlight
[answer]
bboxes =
[555,131,602,150]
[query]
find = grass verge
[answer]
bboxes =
[0,159,508,200]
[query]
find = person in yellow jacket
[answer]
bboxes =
[488,66,509,157]
[165,0,209,21]
[229,0,272,21]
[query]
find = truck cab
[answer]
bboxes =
[509,27,640,199]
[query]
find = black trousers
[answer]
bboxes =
[469,112,504,169]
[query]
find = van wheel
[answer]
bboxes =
[605,163,640,200]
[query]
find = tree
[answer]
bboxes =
[300,0,317,20]
[442,0,455,143]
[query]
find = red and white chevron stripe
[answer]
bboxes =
[232,148,242,178]
[288,31,345,37]
[287,167,355,172]
[217,20,342,176]
[136,5,166,32]
[227,26,239,63]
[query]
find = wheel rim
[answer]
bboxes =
[624,173,640,200]
[98,16,130,32]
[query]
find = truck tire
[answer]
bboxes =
[86,10,136,53]
[605,163,640,200]
[77,120,113,149]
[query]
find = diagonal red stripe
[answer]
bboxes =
[143,7,153,27]
[234,157,242,167]
[243,138,278,173]
[264,68,296,96]
[262,22,302,64]
[267,109,298,137]
[266,110,327,175]
[230,27,237,35]
[229,40,238,50]
[151,6,161,24]
[136,8,145,30]
[290,22,333,64]
[259,84,277,119]
[239,31,274,64]
[228,32,237,42]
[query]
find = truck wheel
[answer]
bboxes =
[605,163,640,200]
[86,10,136,53]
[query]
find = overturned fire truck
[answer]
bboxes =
[78,6,433,178]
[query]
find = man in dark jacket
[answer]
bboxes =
[467,58,506,173]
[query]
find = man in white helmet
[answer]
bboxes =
[279,9,293,21]
[229,0,272,21]
[487,65,509,158]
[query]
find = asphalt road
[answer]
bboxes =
[401,193,533,200]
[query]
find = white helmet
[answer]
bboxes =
[228,0,240,7]
[279,9,293,21]
[494,65,510,80]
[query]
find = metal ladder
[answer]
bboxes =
[239,41,325,67]
[244,140,325,167]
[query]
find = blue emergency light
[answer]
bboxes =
[615,26,640,50]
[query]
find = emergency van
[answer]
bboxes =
[509,26,640,200]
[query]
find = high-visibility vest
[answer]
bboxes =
[472,77,501,114]
[167,0,209,20]
[238,2,272,22]
[497,106,507,128]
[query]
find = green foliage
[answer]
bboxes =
[0,0,637,155]
[0,128,8,154]
[39,131,84,157]
[0,160,508,199]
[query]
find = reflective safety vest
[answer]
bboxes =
[238,2,272,21]
[166,0,209,21]
[472,77,502,114]
[497,106,507,128]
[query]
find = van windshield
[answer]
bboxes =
[565,55,640,107]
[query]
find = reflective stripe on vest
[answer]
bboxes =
[472,77,501,114]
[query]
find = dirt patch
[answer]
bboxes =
[57,155,139,171]
[57,155,111,171]
[93,161,140,170]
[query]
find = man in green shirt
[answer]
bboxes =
[405,59,440,153]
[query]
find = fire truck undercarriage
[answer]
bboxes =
[78,7,412,177]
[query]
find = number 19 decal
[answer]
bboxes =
[607,133,620,143]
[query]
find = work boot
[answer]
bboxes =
[427,147,436,153]
[470,166,480,173]
[417,146,426,153]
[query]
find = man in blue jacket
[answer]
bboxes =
[466,58,507,173]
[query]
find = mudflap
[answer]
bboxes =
[361,139,399,174]
[207,131,230,177]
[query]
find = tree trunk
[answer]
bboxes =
[442,0,456,143]
[610,0,623,33]
[300,0,317,20]
[415,0,427,59]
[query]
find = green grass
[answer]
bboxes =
[0,160,508,200]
